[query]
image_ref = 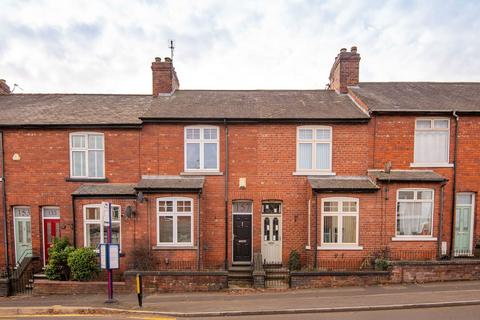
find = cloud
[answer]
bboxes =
[0,0,479,93]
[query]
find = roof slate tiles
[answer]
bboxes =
[351,82,480,113]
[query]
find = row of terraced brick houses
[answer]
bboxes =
[0,47,479,276]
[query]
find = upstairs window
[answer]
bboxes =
[70,133,105,178]
[414,119,449,165]
[297,126,332,172]
[184,126,219,171]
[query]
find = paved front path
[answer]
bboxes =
[1,280,480,315]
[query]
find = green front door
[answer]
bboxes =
[13,207,32,265]
[454,206,472,256]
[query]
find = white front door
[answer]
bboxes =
[261,202,282,264]
[13,207,32,265]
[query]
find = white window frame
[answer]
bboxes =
[184,126,220,172]
[412,118,452,167]
[83,204,121,250]
[156,197,194,247]
[295,126,333,175]
[393,188,436,241]
[319,197,362,250]
[70,132,105,179]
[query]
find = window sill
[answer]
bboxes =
[180,171,223,176]
[317,245,363,251]
[293,171,336,176]
[66,177,108,182]
[391,236,437,242]
[410,163,454,168]
[152,245,197,250]
[305,245,311,250]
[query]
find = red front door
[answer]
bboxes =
[43,219,60,264]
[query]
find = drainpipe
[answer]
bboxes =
[313,192,318,270]
[197,191,201,270]
[449,111,459,258]
[437,181,447,259]
[71,195,77,248]
[0,131,10,276]
[224,120,229,270]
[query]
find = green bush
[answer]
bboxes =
[44,237,74,280]
[288,250,301,271]
[67,247,99,281]
[374,258,390,271]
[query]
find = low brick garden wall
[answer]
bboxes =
[124,270,228,293]
[291,259,480,289]
[390,259,480,284]
[291,271,391,289]
[0,278,9,296]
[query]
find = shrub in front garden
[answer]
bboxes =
[44,237,74,280]
[67,247,99,281]
[288,250,301,271]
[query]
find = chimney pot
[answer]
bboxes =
[0,79,11,95]
[151,56,179,96]
[328,46,360,94]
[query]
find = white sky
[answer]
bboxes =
[0,0,479,93]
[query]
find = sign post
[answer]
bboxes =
[136,273,143,307]
[99,202,118,304]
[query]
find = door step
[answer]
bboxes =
[228,265,253,288]
[33,273,47,280]
[265,266,289,289]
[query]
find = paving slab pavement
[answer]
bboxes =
[1,280,480,317]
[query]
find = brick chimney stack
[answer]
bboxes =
[328,46,360,94]
[0,79,11,95]
[151,57,179,96]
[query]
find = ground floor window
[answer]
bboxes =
[84,204,121,249]
[321,198,359,247]
[396,189,434,237]
[157,197,193,246]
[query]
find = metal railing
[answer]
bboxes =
[10,255,35,295]
[453,248,473,257]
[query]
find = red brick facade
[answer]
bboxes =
[0,48,479,276]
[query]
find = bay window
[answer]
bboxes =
[396,189,434,238]
[70,133,105,178]
[321,197,361,249]
[184,126,219,171]
[157,197,193,246]
[84,204,121,249]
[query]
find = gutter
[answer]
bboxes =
[197,191,201,270]
[71,195,77,248]
[313,192,318,269]
[449,111,459,258]
[0,131,10,276]
[140,118,370,124]
[224,119,229,270]
[438,181,447,259]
